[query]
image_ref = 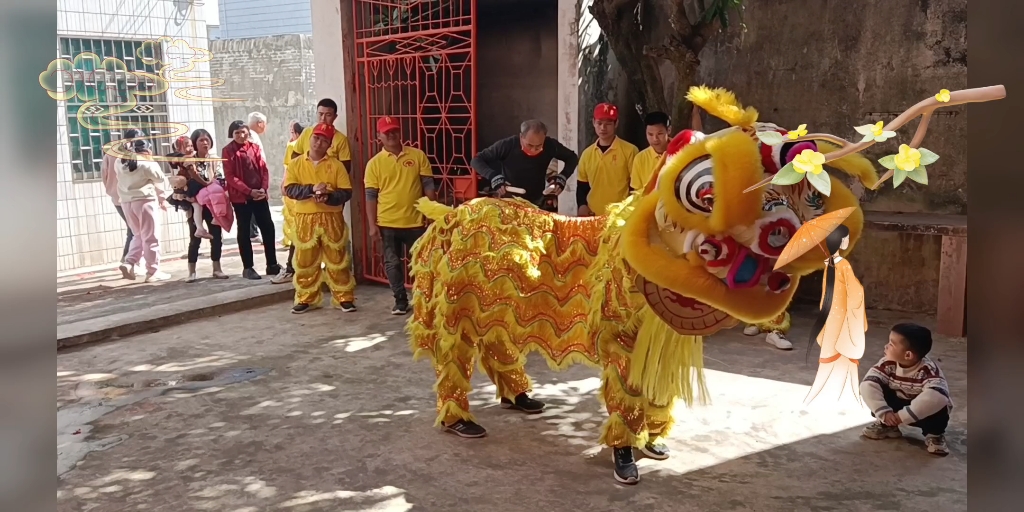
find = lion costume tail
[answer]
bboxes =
[416,197,455,222]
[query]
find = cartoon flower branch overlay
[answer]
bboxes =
[757,126,833,196]
[743,85,1007,194]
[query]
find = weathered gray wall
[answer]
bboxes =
[583,0,966,313]
[210,34,317,203]
[476,0,560,149]
[698,0,966,313]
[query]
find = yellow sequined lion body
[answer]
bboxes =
[407,86,879,454]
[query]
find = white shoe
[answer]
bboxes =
[270,269,294,284]
[743,324,760,336]
[765,331,793,350]
[185,273,197,283]
[118,263,136,281]
[145,271,172,283]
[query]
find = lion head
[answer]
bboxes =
[620,86,878,334]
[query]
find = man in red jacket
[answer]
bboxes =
[222,119,282,280]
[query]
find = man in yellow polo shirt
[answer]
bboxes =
[577,103,639,216]
[630,111,670,192]
[364,116,437,315]
[291,98,352,174]
[283,123,357,314]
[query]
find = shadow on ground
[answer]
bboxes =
[56,287,966,512]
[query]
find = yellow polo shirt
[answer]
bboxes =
[283,154,352,214]
[283,140,298,167]
[630,146,663,191]
[293,127,352,163]
[364,146,434,228]
[578,137,639,214]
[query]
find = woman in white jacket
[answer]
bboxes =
[117,139,171,282]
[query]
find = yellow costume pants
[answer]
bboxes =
[750,310,791,334]
[433,333,533,426]
[292,212,355,307]
[596,336,677,448]
[281,201,296,248]
[431,331,675,448]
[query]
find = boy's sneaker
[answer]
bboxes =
[640,442,670,461]
[270,269,294,284]
[391,302,409,315]
[765,331,793,350]
[742,324,760,336]
[925,434,949,456]
[499,393,545,414]
[242,268,262,280]
[118,263,137,281]
[861,420,903,440]
[145,271,171,283]
[337,302,357,312]
[443,419,487,438]
[613,447,640,485]
[292,303,311,314]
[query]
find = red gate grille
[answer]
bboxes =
[351,0,478,286]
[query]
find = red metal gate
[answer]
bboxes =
[351,0,478,286]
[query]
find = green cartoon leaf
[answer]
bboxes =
[917,147,940,166]
[878,155,897,170]
[756,130,786,146]
[806,170,832,197]
[893,168,907,188]
[906,166,929,185]
[770,162,805,186]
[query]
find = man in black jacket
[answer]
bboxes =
[470,120,579,206]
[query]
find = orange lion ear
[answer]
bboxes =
[644,130,704,195]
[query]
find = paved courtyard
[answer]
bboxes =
[56,286,967,512]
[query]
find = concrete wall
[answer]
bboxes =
[216,0,313,39]
[210,34,317,203]
[476,0,559,149]
[56,0,217,272]
[693,0,968,313]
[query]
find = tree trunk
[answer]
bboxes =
[589,0,669,115]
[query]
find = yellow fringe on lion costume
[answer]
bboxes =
[407,86,877,484]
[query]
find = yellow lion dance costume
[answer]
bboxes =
[407,86,878,484]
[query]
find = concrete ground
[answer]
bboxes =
[58,207,294,348]
[56,287,967,512]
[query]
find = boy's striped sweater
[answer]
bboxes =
[860,356,952,424]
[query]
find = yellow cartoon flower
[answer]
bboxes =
[894,144,922,171]
[935,89,951,103]
[792,149,825,175]
[787,124,808,140]
[853,121,897,143]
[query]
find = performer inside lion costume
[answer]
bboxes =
[407,86,878,484]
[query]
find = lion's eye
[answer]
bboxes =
[674,155,714,215]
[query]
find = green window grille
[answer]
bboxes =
[58,37,171,181]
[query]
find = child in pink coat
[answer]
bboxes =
[169,138,234,237]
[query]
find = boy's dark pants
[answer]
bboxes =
[879,386,950,436]
[381,227,425,306]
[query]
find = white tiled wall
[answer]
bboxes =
[57,0,221,272]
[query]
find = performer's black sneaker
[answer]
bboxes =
[391,302,409,315]
[291,303,311,314]
[613,447,640,485]
[443,419,487,438]
[640,442,670,460]
[337,302,357,312]
[500,393,545,414]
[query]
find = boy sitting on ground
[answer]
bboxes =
[860,323,952,456]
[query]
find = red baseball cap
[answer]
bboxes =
[377,116,400,134]
[594,103,619,121]
[312,122,336,139]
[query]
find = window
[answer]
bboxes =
[58,37,170,181]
